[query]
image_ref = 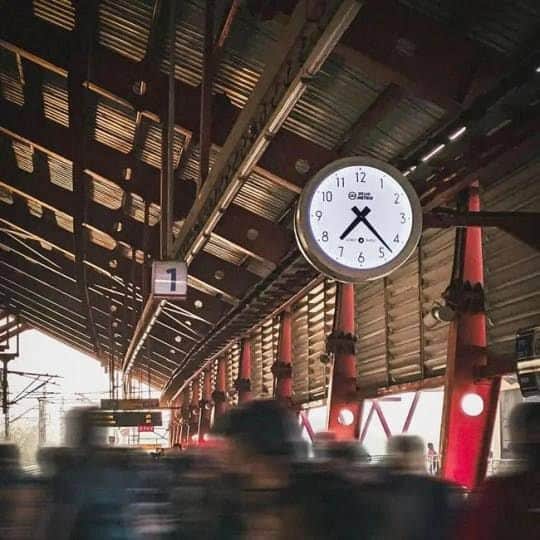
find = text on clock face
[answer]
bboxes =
[308,165,414,270]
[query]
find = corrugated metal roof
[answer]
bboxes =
[92,96,136,154]
[137,116,187,169]
[354,95,445,162]
[484,160,540,358]
[33,0,75,32]
[285,57,382,150]
[399,0,540,56]
[0,49,24,107]
[42,72,69,127]
[234,170,296,222]
[98,0,153,62]
[12,140,34,173]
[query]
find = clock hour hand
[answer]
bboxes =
[340,206,370,240]
[354,209,393,253]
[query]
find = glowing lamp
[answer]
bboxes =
[337,407,355,426]
[461,393,484,417]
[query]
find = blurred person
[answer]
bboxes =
[427,442,439,475]
[363,434,463,540]
[0,443,44,540]
[38,407,138,540]
[0,444,23,537]
[182,399,358,539]
[386,434,427,474]
[462,402,540,539]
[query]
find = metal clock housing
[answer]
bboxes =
[294,156,423,282]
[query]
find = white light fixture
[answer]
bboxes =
[536,66,540,73]
[174,335,182,343]
[461,392,484,417]
[421,144,446,162]
[202,433,210,442]
[191,434,198,442]
[337,407,355,426]
[448,126,467,141]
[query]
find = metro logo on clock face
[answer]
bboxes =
[295,157,422,282]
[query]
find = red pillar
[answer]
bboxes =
[198,369,212,442]
[236,339,252,404]
[272,310,293,404]
[327,283,361,439]
[180,388,190,446]
[441,184,501,489]
[189,379,200,446]
[212,357,228,421]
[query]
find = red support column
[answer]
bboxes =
[440,183,501,489]
[236,339,252,404]
[272,310,293,404]
[180,388,190,447]
[189,379,200,446]
[327,283,362,440]
[212,357,228,421]
[198,369,212,442]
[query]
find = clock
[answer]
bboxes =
[294,157,422,282]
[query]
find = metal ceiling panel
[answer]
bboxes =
[42,72,69,127]
[98,0,153,62]
[484,160,540,358]
[33,0,75,32]
[0,49,24,107]
[292,279,336,404]
[285,57,382,150]
[234,170,295,222]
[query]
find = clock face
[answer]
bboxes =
[295,157,422,282]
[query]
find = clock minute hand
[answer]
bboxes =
[358,214,393,253]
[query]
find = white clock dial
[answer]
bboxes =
[295,157,422,282]
[309,166,412,270]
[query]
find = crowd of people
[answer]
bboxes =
[0,399,538,539]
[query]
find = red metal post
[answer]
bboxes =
[236,339,252,404]
[372,400,392,438]
[440,183,501,489]
[198,369,212,442]
[327,283,362,439]
[212,357,228,421]
[189,379,200,446]
[402,391,421,433]
[273,310,293,404]
[180,388,190,446]
[360,402,375,443]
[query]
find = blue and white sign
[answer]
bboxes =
[152,261,187,298]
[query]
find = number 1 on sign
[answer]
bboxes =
[166,267,177,291]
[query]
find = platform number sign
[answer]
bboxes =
[152,261,187,299]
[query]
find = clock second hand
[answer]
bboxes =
[352,206,393,253]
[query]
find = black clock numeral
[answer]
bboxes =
[336,176,344,188]
[358,252,365,264]
[322,231,329,242]
[356,171,366,183]
[322,191,333,202]
[393,233,399,243]
[394,193,400,204]
[315,210,322,221]
[380,178,384,189]
[400,212,406,224]
[338,246,344,257]
[379,247,385,258]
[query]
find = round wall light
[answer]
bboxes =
[337,407,355,426]
[461,392,484,417]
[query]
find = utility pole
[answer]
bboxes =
[38,396,47,446]
[2,357,10,440]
